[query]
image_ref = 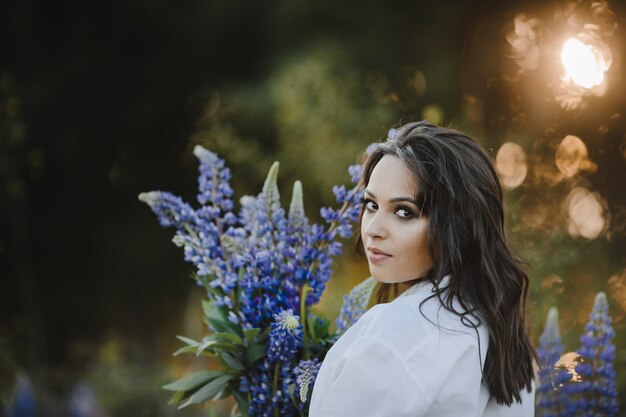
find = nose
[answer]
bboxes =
[362,211,388,239]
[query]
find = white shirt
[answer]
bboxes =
[309,277,535,417]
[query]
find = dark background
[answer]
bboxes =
[2,0,625,415]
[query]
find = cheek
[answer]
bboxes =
[397,221,429,258]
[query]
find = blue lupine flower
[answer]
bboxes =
[6,374,36,417]
[536,307,572,417]
[268,309,303,363]
[68,382,107,417]
[138,191,197,228]
[248,360,274,417]
[570,292,619,416]
[294,358,321,403]
[348,164,362,184]
[193,145,235,213]
[336,276,377,334]
[287,180,307,233]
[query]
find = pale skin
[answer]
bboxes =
[361,155,434,286]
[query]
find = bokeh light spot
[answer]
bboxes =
[566,187,606,239]
[495,142,527,189]
[556,352,581,382]
[561,38,608,89]
[421,104,443,125]
[555,135,593,177]
[507,14,541,71]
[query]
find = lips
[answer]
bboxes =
[367,247,392,263]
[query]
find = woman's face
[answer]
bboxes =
[361,155,433,284]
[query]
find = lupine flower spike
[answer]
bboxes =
[536,307,571,417]
[572,292,619,416]
[268,309,303,363]
[335,276,377,334]
[294,359,321,403]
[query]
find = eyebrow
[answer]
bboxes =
[364,189,418,205]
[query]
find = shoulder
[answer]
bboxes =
[352,287,486,362]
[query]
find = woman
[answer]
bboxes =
[309,121,537,416]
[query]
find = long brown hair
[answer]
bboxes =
[356,121,536,405]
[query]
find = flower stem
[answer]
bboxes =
[300,284,310,359]
[273,362,280,417]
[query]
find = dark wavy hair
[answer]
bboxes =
[355,121,536,405]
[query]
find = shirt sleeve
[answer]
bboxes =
[311,338,430,417]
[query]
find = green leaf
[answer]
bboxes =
[315,316,331,337]
[216,385,232,400]
[196,336,221,356]
[162,370,224,391]
[202,301,243,337]
[202,301,231,333]
[176,335,200,347]
[258,327,271,341]
[173,345,197,356]
[218,351,245,372]
[167,390,186,406]
[232,390,250,417]
[173,335,202,356]
[245,343,266,365]
[214,331,244,346]
[178,374,232,409]
[193,272,216,293]
[205,404,221,417]
[307,313,317,339]
[243,327,261,345]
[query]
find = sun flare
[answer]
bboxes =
[561,38,608,89]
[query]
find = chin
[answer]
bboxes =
[372,274,405,284]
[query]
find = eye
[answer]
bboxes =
[363,198,378,212]
[395,206,415,219]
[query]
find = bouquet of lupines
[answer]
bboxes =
[139,146,376,416]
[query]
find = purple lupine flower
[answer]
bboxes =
[281,181,309,309]
[570,292,619,416]
[267,309,303,363]
[6,374,36,417]
[348,164,362,184]
[287,181,307,233]
[335,276,376,334]
[193,145,235,213]
[68,382,108,417]
[536,307,572,417]
[138,191,197,228]
[139,150,242,298]
[294,358,321,404]
[237,162,292,326]
[248,359,274,417]
[303,164,363,304]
